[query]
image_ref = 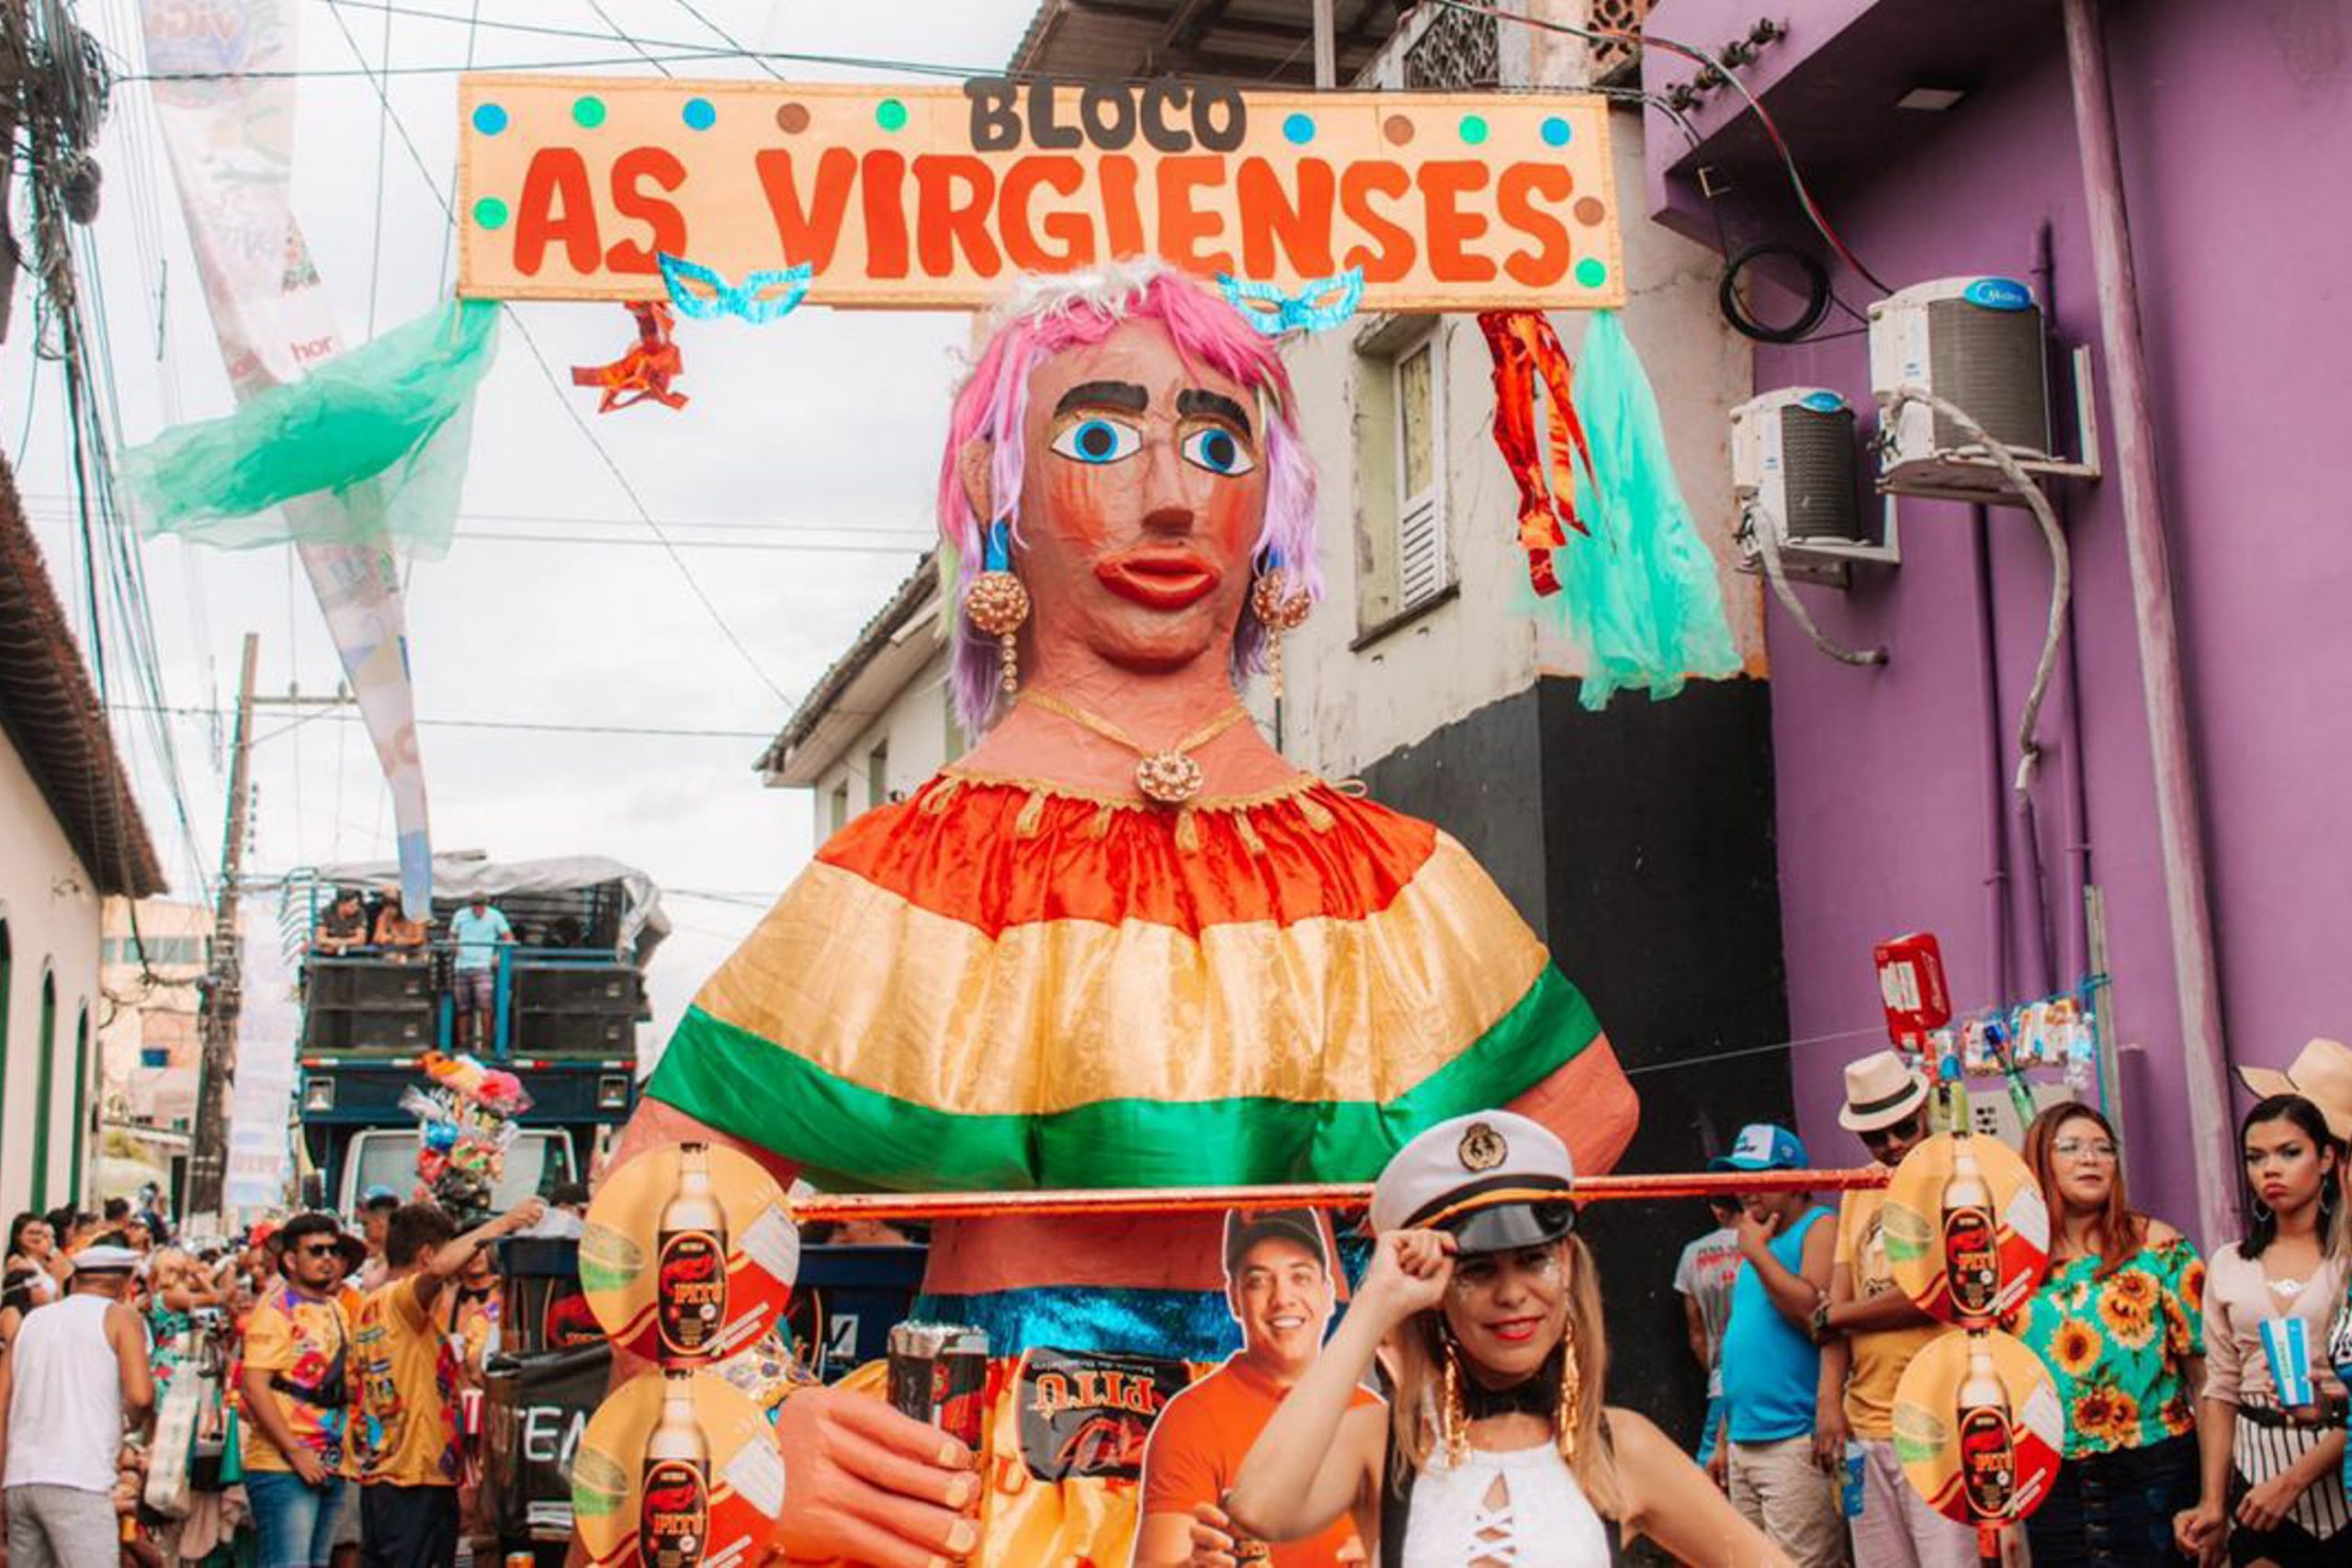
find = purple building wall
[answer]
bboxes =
[1643,0,2352,1240]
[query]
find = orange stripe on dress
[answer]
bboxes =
[816,777,1441,938]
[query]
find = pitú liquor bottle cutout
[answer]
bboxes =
[1940,1138,1999,1321]
[656,1143,729,1360]
[639,1371,710,1568]
[1955,1338,2016,1524]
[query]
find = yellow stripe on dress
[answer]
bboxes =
[691,833,1549,1118]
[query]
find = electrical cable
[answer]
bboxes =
[1741,501,1887,668]
[668,0,782,80]
[580,0,674,78]
[113,703,780,740]
[1883,386,2071,800]
[363,0,394,339]
[1717,242,1830,344]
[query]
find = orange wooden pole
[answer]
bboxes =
[793,1167,1890,1224]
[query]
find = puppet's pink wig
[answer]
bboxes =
[936,259,1321,736]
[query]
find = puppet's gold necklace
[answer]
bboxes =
[1018,692,1252,807]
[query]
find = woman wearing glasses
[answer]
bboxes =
[2009,1102,2206,1563]
[1222,1111,1781,1566]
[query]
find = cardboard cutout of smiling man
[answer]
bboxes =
[1133,1208,1376,1565]
[610,260,1638,1565]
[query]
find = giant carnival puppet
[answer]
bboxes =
[610,260,1639,1565]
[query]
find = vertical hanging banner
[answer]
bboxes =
[457,78,1625,311]
[138,0,435,918]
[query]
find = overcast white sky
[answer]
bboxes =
[10,1,1036,1055]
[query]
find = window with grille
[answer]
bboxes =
[1587,0,1652,84]
[828,781,850,835]
[1404,4,1499,89]
[1395,336,1448,611]
[866,740,889,808]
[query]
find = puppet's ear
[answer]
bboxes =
[957,435,997,530]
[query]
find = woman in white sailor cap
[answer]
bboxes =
[1225,1111,1783,1565]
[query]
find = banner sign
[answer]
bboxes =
[458,77,1625,311]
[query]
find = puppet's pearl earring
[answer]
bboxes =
[965,519,1030,696]
[1251,557,1311,701]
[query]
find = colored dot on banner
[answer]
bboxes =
[1576,257,1609,288]
[775,102,810,134]
[1574,197,1608,227]
[1541,116,1572,148]
[1383,114,1415,145]
[470,103,507,136]
[876,98,909,131]
[472,197,509,231]
[571,96,606,130]
[683,97,717,130]
[1459,114,1489,145]
[1283,112,1316,145]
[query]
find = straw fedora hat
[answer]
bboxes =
[2238,1038,2352,1141]
[1838,1049,1931,1134]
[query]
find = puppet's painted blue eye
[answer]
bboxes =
[1051,417,1142,465]
[1181,427,1254,476]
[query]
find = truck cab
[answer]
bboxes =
[294,855,666,1212]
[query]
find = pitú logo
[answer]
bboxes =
[1962,277,2033,312]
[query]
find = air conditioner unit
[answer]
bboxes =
[1730,388,1892,568]
[1869,276,2069,503]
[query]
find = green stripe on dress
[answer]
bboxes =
[645,966,1602,1192]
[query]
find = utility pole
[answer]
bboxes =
[185,632,258,1220]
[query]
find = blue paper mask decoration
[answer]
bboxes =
[656,253,814,323]
[1217,267,1365,336]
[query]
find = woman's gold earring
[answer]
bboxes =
[1251,559,1311,701]
[1441,1329,1468,1467]
[965,519,1030,695]
[1555,1317,1583,1464]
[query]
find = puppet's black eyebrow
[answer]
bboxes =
[1055,380,1150,417]
[1177,389,1252,434]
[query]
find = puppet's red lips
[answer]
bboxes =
[1094,550,1222,610]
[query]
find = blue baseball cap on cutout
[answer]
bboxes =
[1709,1122,1808,1172]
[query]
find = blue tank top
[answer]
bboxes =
[1719,1206,1832,1444]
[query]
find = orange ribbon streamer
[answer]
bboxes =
[1477,310,1597,596]
[570,301,688,412]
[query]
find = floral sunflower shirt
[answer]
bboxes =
[2010,1235,2204,1458]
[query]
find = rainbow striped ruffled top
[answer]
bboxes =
[647,770,1635,1193]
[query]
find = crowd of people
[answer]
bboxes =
[0,1180,588,1568]
[1656,1042,2352,1567]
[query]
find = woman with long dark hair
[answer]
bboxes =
[2009,1102,2205,1563]
[2175,1094,2351,1564]
[1222,1111,1781,1565]
[5,1211,61,1304]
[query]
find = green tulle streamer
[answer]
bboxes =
[120,299,500,558]
[1555,310,1742,708]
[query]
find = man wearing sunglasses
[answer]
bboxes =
[1812,1051,1975,1567]
[241,1212,364,1568]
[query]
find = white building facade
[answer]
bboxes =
[0,471,166,1216]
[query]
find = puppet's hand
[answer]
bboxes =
[773,1385,980,1568]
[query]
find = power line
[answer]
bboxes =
[449,529,926,554]
[22,493,934,538]
[581,0,676,78]
[113,703,781,740]
[669,0,783,81]
[363,0,395,339]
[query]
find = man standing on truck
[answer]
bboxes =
[447,894,514,1052]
